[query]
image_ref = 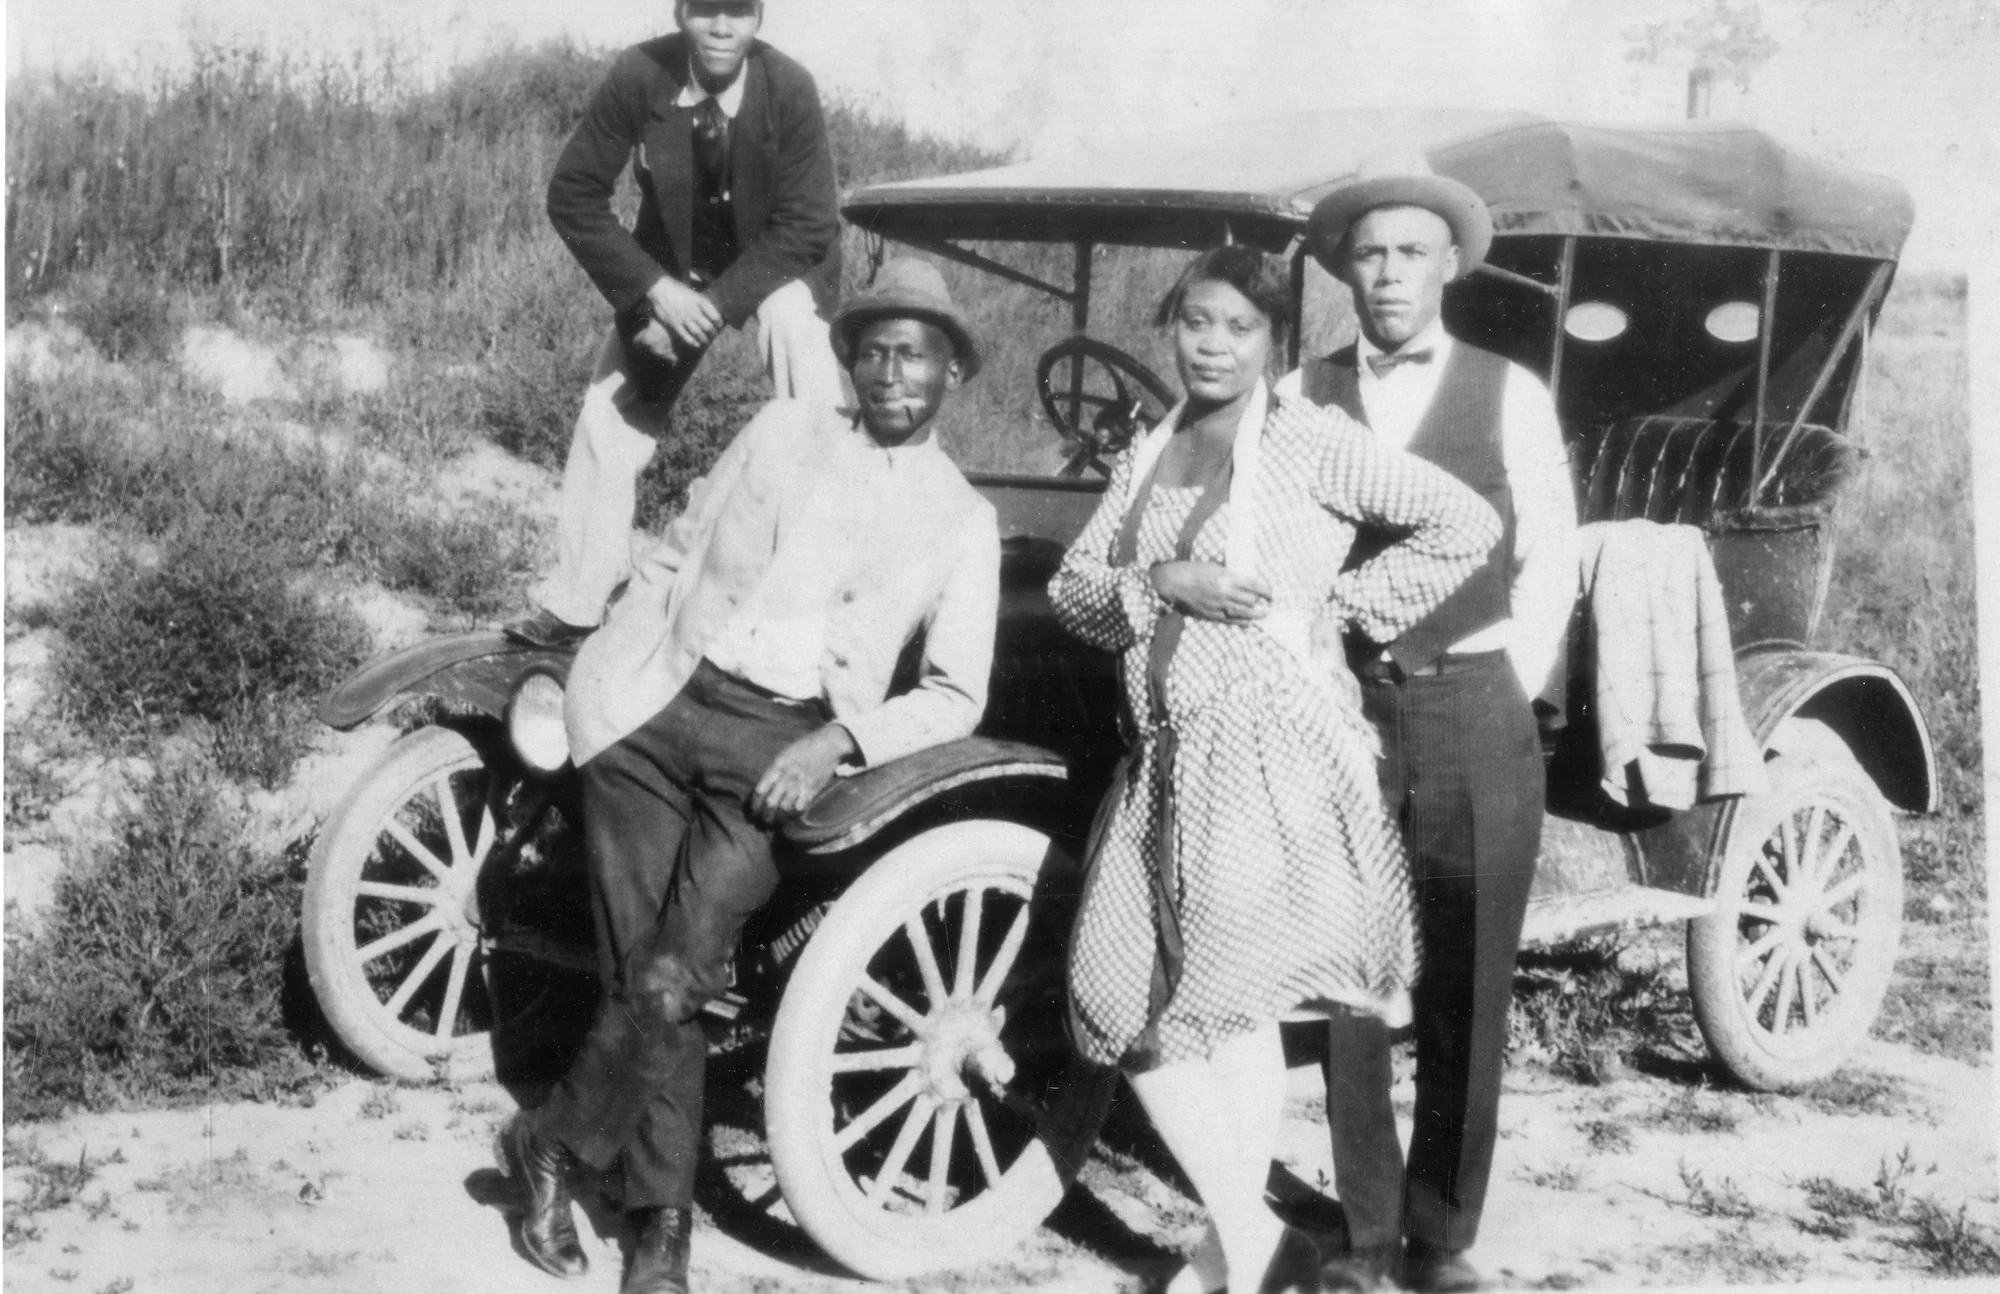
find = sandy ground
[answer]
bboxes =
[3,1030,1992,1294]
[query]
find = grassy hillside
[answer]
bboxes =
[5,40,1008,503]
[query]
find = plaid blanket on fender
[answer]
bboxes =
[1578,520,1770,809]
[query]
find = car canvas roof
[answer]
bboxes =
[844,108,1913,261]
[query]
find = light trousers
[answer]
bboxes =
[535,278,844,627]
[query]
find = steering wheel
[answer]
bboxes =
[1035,337,1175,477]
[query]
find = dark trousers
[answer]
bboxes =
[1324,649,1542,1252]
[534,661,824,1210]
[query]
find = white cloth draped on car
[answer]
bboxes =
[1577,519,1769,809]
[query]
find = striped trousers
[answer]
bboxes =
[1323,648,1543,1253]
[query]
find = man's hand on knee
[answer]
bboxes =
[747,723,858,826]
[647,276,725,350]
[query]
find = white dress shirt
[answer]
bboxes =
[1277,318,1578,697]
[674,61,747,117]
[674,60,746,203]
[703,428,939,701]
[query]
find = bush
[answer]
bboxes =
[468,244,607,471]
[4,743,64,835]
[3,379,363,542]
[7,377,539,626]
[2,381,125,526]
[50,522,370,783]
[372,509,537,619]
[1507,939,1698,1083]
[66,273,179,364]
[3,755,315,1121]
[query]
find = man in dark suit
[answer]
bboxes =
[508,0,844,649]
[1278,151,1577,1294]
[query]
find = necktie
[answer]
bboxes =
[692,98,731,187]
[1366,347,1434,379]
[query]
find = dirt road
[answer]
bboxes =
[4,1029,1992,1293]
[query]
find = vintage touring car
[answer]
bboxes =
[302,109,1927,1278]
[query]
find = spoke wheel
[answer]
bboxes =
[1687,724,1902,1090]
[764,821,1112,1279]
[303,727,523,1081]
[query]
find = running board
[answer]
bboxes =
[1519,886,1715,948]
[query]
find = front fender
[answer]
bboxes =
[1735,648,1937,813]
[317,632,574,731]
[782,737,1068,855]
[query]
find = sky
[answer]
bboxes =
[7,0,1998,270]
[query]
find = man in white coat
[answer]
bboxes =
[493,260,999,1294]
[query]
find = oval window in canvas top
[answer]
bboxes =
[1705,301,1761,343]
[1563,301,1629,342]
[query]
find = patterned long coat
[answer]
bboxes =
[1051,390,1501,1070]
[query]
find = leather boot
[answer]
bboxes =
[1258,1225,1324,1294]
[1402,1240,1486,1293]
[502,608,593,650]
[493,1112,589,1279]
[623,1206,693,1294]
[1319,1241,1399,1292]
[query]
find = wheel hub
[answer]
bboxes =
[919,1002,1012,1101]
[436,882,480,947]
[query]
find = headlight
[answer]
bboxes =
[507,669,572,775]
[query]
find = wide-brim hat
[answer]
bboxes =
[1305,146,1493,280]
[830,258,983,378]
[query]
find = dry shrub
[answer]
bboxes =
[371,509,538,619]
[1901,1198,2000,1276]
[49,521,370,784]
[2,381,125,526]
[3,755,316,1122]
[1507,940,1697,1083]
[65,272,179,365]
[6,378,537,627]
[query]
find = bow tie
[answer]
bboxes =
[1365,347,1435,378]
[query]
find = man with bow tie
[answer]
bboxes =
[1276,151,1577,1293]
[509,0,845,650]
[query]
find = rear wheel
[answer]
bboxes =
[1687,725,1903,1090]
[764,820,1112,1279]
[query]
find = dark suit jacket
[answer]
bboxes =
[547,35,841,329]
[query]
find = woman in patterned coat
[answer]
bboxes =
[1050,247,1500,1294]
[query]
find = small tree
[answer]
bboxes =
[1625,0,1781,118]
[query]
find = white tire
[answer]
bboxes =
[303,727,507,1082]
[764,820,1112,1279]
[1688,724,1903,1090]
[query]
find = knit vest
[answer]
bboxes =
[1300,340,1515,670]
